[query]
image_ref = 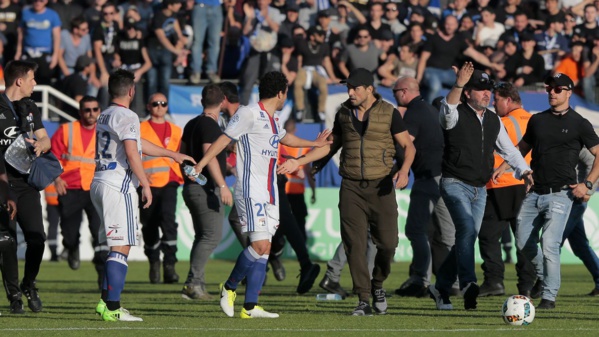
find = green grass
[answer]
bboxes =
[1,260,598,336]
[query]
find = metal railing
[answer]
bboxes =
[0,85,77,122]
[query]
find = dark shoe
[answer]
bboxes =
[462,282,479,310]
[67,248,80,270]
[520,289,532,298]
[394,282,427,297]
[371,288,387,314]
[181,284,213,300]
[50,254,59,262]
[149,260,160,284]
[319,275,350,298]
[351,301,373,316]
[479,282,505,297]
[297,264,320,294]
[163,263,179,284]
[10,299,25,314]
[20,282,42,313]
[531,279,543,299]
[537,299,556,309]
[270,256,286,281]
[588,288,599,296]
[449,287,460,297]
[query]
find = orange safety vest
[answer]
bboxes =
[281,145,309,194]
[486,108,532,189]
[44,183,59,206]
[140,120,184,187]
[60,121,97,191]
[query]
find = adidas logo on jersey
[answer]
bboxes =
[0,113,6,119]
[263,124,270,129]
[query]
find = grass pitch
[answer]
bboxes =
[0,260,598,336]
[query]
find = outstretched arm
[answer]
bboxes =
[141,138,195,164]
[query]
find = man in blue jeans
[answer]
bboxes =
[511,73,599,310]
[428,62,531,311]
[189,0,224,84]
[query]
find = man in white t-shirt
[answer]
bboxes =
[191,71,331,319]
[91,69,193,322]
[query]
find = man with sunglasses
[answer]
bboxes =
[50,96,107,287]
[139,93,184,285]
[428,62,532,311]
[497,73,599,309]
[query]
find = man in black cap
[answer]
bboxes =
[503,72,599,309]
[277,67,416,316]
[427,62,532,311]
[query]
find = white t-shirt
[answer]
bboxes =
[225,102,287,205]
[93,104,141,193]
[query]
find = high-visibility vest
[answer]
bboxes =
[486,108,532,189]
[140,120,184,187]
[44,183,58,206]
[59,121,97,191]
[281,145,309,194]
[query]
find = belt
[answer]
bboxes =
[532,185,568,195]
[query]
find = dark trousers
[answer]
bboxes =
[58,189,103,261]
[239,50,278,105]
[139,183,179,265]
[2,178,46,299]
[479,186,536,291]
[339,177,399,301]
[287,193,308,240]
[46,204,60,257]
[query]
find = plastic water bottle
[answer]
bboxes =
[316,293,343,301]
[183,165,207,186]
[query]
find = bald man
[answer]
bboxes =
[392,77,447,297]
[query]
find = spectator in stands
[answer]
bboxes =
[118,0,154,33]
[555,41,586,91]
[383,1,406,37]
[146,0,187,101]
[495,0,531,30]
[58,16,94,77]
[574,4,599,44]
[279,34,297,85]
[416,15,501,103]
[84,0,107,31]
[50,0,84,31]
[442,0,469,22]
[504,32,545,87]
[582,31,599,103]
[492,36,519,80]
[238,0,284,105]
[466,0,491,23]
[317,7,342,51]
[0,0,21,63]
[538,0,566,24]
[331,1,367,37]
[497,10,535,50]
[338,27,384,79]
[16,0,62,85]
[60,55,96,119]
[279,1,299,38]
[535,16,570,76]
[366,2,392,48]
[92,2,120,107]
[189,0,225,84]
[398,0,432,27]
[474,7,505,48]
[399,22,427,56]
[459,13,476,39]
[379,43,419,87]
[563,11,578,44]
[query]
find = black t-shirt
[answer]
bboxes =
[116,31,145,66]
[403,96,444,178]
[92,22,117,57]
[424,33,468,69]
[522,109,599,188]
[368,23,392,41]
[61,74,87,119]
[574,23,599,43]
[296,40,330,66]
[181,115,226,189]
[148,11,178,49]
[0,4,20,39]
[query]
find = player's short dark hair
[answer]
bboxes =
[219,81,239,103]
[102,2,117,11]
[4,60,38,88]
[259,71,288,100]
[79,95,99,110]
[201,84,224,108]
[70,16,87,32]
[494,82,522,104]
[108,69,135,98]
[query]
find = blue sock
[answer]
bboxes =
[105,251,128,303]
[245,256,268,305]
[225,246,260,290]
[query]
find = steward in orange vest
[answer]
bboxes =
[50,96,107,286]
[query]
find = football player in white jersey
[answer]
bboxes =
[91,69,194,321]
[190,71,331,318]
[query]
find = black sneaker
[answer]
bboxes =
[20,282,42,313]
[297,264,320,294]
[319,275,350,298]
[462,282,479,310]
[270,256,286,281]
[588,288,599,296]
[478,282,505,297]
[163,263,179,284]
[394,282,427,297]
[352,301,373,316]
[371,288,387,314]
[67,248,80,270]
[149,260,160,284]
[537,299,556,310]
[10,299,25,314]
[531,279,543,299]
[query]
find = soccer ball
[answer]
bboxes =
[502,295,535,326]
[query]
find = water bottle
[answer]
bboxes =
[183,165,207,186]
[316,293,343,301]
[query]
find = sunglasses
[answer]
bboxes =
[151,101,168,107]
[494,82,511,90]
[545,86,571,94]
[82,107,100,113]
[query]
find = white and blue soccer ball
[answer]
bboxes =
[502,295,536,326]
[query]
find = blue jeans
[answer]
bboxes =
[582,76,597,104]
[516,190,573,301]
[436,178,487,292]
[147,46,173,97]
[561,201,599,289]
[422,67,456,103]
[191,4,223,74]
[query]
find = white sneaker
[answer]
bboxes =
[219,283,236,317]
[240,306,279,318]
[428,285,453,310]
[102,307,143,321]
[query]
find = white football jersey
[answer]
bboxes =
[225,102,287,205]
[93,104,141,193]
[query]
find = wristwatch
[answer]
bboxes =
[585,180,593,189]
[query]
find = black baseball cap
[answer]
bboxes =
[340,68,374,87]
[545,73,574,90]
[465,70,494,91]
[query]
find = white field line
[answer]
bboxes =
[0,327,597,332]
